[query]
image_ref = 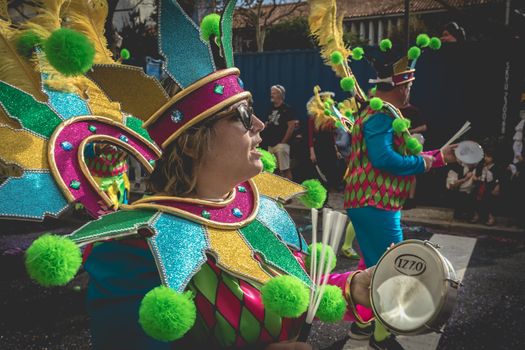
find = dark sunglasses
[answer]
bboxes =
[233,104,254,131]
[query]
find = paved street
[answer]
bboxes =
[1,209,524,349]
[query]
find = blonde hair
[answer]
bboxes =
[147,119,216,196]
[147,106,239,197]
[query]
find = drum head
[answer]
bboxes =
[370,240,447,334]
[455,140,483,165]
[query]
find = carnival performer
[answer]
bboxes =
[343,42,458,349]
[6,1,383,349]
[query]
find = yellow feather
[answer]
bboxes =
[308,0,350,78]
[0,0,9,22]
[21,0,67,38]
[62,0,114,64]
[0,20,47,102]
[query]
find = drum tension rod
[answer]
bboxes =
[445,278,463,288]
[424,324,445,334]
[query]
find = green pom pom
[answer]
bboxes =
[298,179,327,209]
[315,285,347,323]
[345,111,353,118]
[44,28,95,76]
[370,86,377,97]
[407,46,421,60]
[337,102,345,110]
[412,142,423,154]
[416,34,430,48]
[369,97,383,111]
[330,51,344,65]
[379,39,392,52]
[340,77,355,92]
[392,118,407,134]
[305,243,336,273]
[324,101,332,109]
[429,37,442,50]
[261,276,309,317]
[406,137,421,151]
[139,286,196,342]
[16,31,42,57]
[25,234,81,287]
[351,47,364,60]
[258,148,277,173]
[324,108,332,116]
[200,13,221,43]
[335,120,343,128]
[120,48,131,60]
[404,118,411,129]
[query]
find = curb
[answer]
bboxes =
[285,204,524,235]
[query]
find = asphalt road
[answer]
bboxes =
[1,210,524,350]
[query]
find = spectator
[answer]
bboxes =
[446,162,477,220]
[262,85,297,180]
[471,149,502,226]
[441,22,466,43]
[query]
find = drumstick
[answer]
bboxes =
[441,121,471,150]
[306,211,346,324]
[308,208,319,310]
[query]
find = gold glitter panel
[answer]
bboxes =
[207,227,272,285]
[0,126,48,169]
[252,172,305,201]
[85,79,123,123]
[87,64,169,121]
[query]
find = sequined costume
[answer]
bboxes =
[79,174,360,349]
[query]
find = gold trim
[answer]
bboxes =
[394,69,416,76]
[132,189,236,208]
[125,179,260,230]
[160,91,252,149]
[78,135,157,209]
[143,68,241,128]
[345,271,374,325]
[48,115,162,204]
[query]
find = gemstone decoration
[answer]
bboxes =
[119,135,129,143]
[213,84,224,95]
[171,110,184,123]
[237,185,247,193]
[60,141,73,151]
[201,210,211,219]
[69,180,81,190]
[149,159,156,166]
[237,77,244,89]
[232,208,243,218]
[88,125,97,133]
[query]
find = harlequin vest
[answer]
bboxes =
[344,103,414,211]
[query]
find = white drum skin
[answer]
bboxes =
[370,240,460,335]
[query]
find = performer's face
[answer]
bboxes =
[201,100,265,185]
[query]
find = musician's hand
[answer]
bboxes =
[264,341,312,350]
[442,144,458,164]
[422,155,435,172]
[350,267,374,308]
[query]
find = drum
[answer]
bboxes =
[455,140,484,166]
[370,240,461,335]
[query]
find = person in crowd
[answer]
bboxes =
[441,22,467,43]
[471,149,501,226]
[263,85,297,180]
[446,162,477,220]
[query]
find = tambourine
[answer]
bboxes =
[454,140,484,166]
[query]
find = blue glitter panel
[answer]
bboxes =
[159,0,215,87]
[257,195,308,253]
[43,76,90,120]
[148,213,209,292]
[0,171,69,220]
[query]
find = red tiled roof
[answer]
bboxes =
[233,0,502,28]
[338,0,503,19]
